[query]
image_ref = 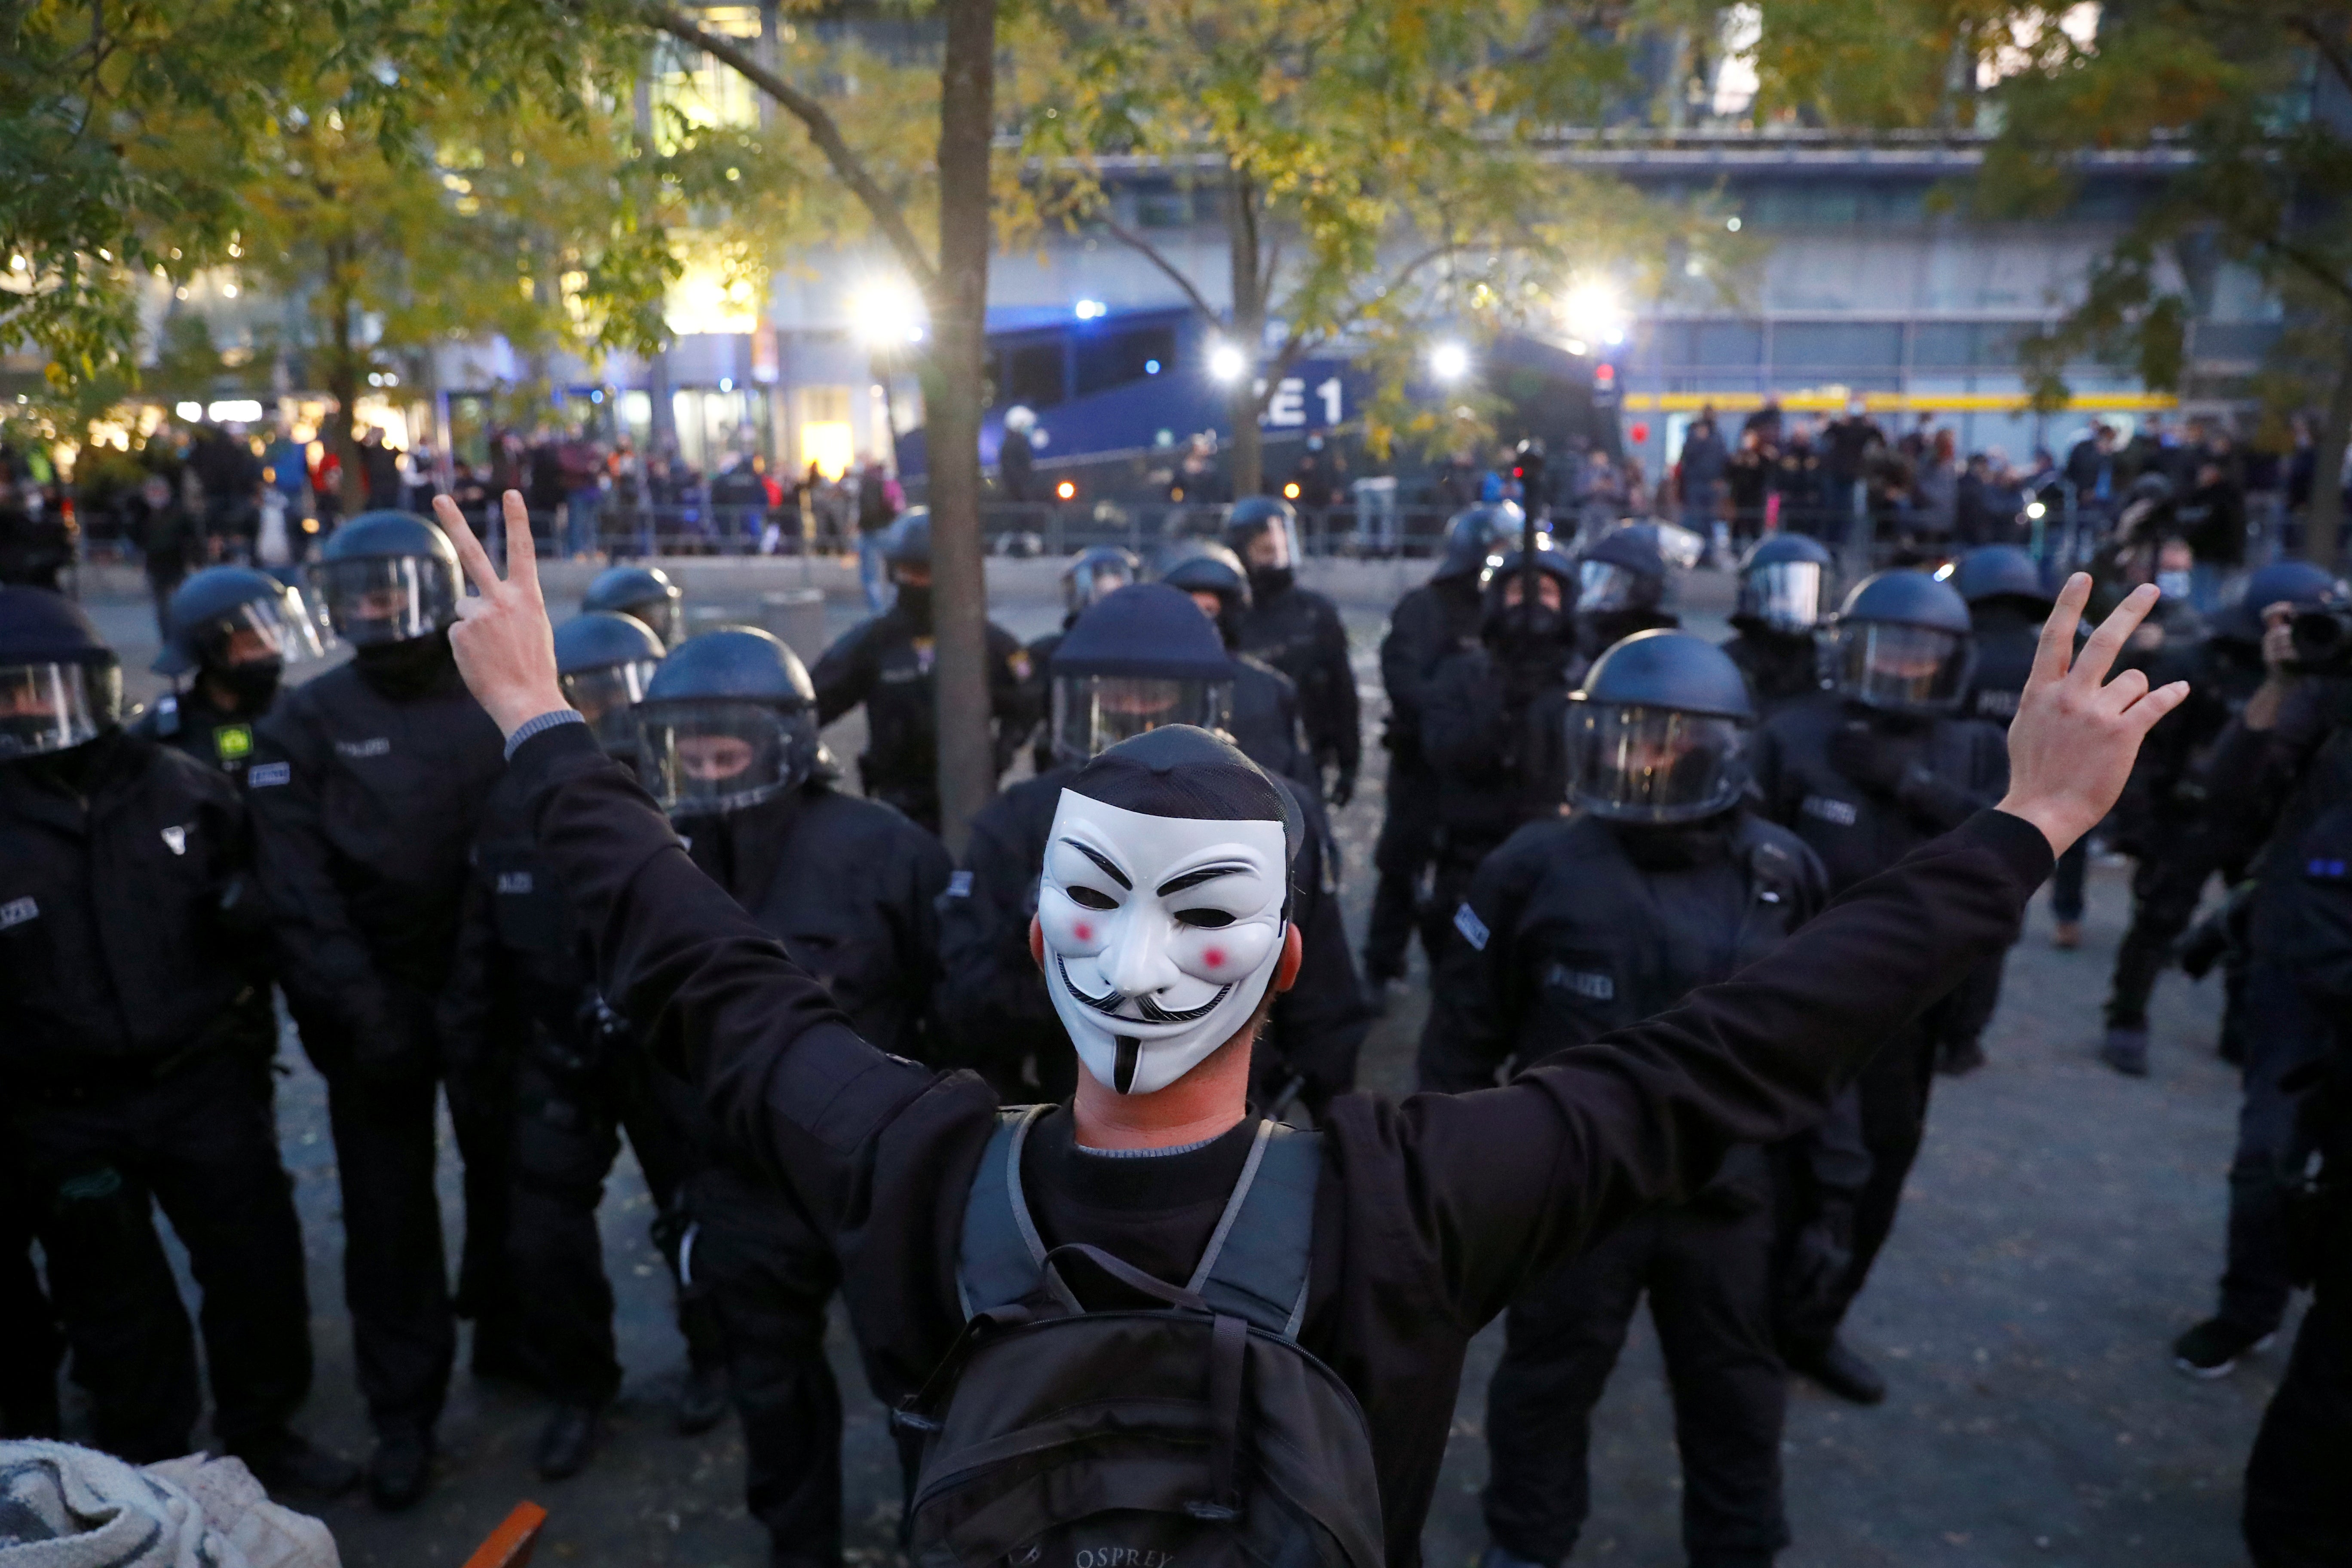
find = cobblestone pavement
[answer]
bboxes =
[63,559,2276,1567]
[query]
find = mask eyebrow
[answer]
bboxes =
[1062,838,1132,890]
[1156,862,1250,897]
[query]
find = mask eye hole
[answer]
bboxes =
[1066,885,1118,911]
[1175,907,1235,928]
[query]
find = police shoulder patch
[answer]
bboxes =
[1453,901,1490,952]
[1801,794,1859,827]
[214,723,254,763]
[0,895,37,929]
[247,761,292,788]
[946,869,974,898]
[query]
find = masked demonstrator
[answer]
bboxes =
[639,623,953,1568]
[1025,547,1140,772]
[1366,505,1518,992]
[812,509,1034,834]
[245,511,511,1509]
[1423,630,1834,1568]
[938,582,1368,1112]
[1749,570,2009,1406]
[1225,496,1360,806]
[0,586,353,1498]
[430,488,2177,1568]
[439,609,728,1483]
[135,567,326,779]
[1721,533,1832,717]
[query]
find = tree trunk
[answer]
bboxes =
[1224,172,1264,499]
[323,263,365,517]
[925,0,998,856]
[2306,350,2352,572]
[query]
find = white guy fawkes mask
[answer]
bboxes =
[1038,789,1290,1095]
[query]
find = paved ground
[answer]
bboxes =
[58,556,2280,1567]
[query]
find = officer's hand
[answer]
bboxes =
[1998,574,2188,856]
[435,490,567,738]
[1328,767,1356,808]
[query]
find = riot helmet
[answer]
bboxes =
[883,509,934,628]
[635,626,821,817]
[2214,559,2342,645]
[312,511,460,646]
[1224,495,1299,599]
[1157,543,1252,649]
[1951,545,2053,613]
[0,586,122,759]
[155,566,325,710]
[1048,583,1235,764]
[1479,543,1577,655]
[1576,526,1670,615]
[1567,630,1756,823]
[554,611,665,758]
[1436,502,1525,582]
[1826,570,1975,715]
[1734,533,1835,635]
[1062,545,1141,620]
[582,564,684,649]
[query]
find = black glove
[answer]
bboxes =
[1328,767,1356,808]
[1826,720,1915,797]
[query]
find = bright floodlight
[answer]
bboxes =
[1560,282,1627,349]
[1429,341,1471,383]
[849,280,926,346]
[1208,341,1248,382]
[2025,500,2046,520]
[1074,299,1107,320]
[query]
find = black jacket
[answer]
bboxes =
[812,603,1033,831]
[500,719,2052,1568]
[0,732,266,1076]
[1236,583,1360,780]
[1378,576,1484,770]
[1720,628,1822,719]
[935,762,1371,1109]
[1750,692,2009,896]
[1958,604,2042,730]
[131,686,268,783]
[246,645,506,1051]
[1229,655,1317,794]
[1421,642,1576,864]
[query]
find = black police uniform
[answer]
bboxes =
[678,780,952,1567]
[1750,690,2007,1343]
[246,635,514,1435]
[1368,572,1485,982]
[1719,631,1819,716]
[0,729,312,1463]
[937,763,1370,1110]
[1235,578,1360,802]
[440,770,725,1418]
[1421,808,1828,1568]
[498,713,2054,1568]
[132,684,267,780]
[812,600,1031,835]
[1421,609,1579,926]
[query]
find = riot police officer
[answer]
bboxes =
[639,624,954,1566]
[1024,546,1139,772]
[246,510,511,1508]
[1422,631,1828,1568]
[0,586,352,1495]
[1225,496,1360,805]
[2100,560,2336,1078]
[1157,542,1317,788]
[1366,505,1516,991]
[812,509,1032,834]
[440,609,727,1480]
[1421,543,1582,929]
[1573,525,1679,665]
[936,582,1369,1109]
[133,566,326,778]
[1722,532,1832,716]
[1750,570,2008,1403]
[582,561,685,648]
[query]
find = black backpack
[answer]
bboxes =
[895,1106,1386,1568]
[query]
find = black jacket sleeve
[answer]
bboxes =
[1306,600,1362,775]
[934,801,1061,1085]
[1415,835,1539,1093]
[812,622,880,727]
[1261,790,1372,1109]
[1420,651,1507,788]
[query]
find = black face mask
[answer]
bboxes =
[208,657,285,714]
[1248,565,1295,603]
[12,726,119,799]
[1609,813,1737,871]
[894,582,934,634]
[353,629,456,699]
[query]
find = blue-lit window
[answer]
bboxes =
[1074,325,1178,397]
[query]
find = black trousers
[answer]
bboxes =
[1366,756,1440,980]
[8,1051,312,1461]
[0,1173,63,1439]
[691,1163,845,1568]
[2106,838,2240,1031]
[303,1016,517,1432]
[2217,965,2332,1336]
[2244,1283,2352,1566]
[1811,1024,1938,1341]
[508,1047,722,1406]
[1484,1202,1787,1567]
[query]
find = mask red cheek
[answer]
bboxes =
[1203,947,1225,970]
[1073,922,1091,943]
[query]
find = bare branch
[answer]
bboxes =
[1096,213,1222,322]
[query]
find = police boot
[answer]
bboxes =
[676,1290,732,1436]
[2099,1026,2150,1078]
[534,1403,601,1481]
[1786,1337,1887,1406]
[231,1430,360,1501]
[366,1421,435,1511]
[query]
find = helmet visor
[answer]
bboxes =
[314,556,459,646]
[1577,560,1653,612]
[1052,675,1232,763]
[1740,561,1825,633]
[636,699,814,816]
[194,591,328,671]
[560,658,662,754]
[0,661,121,759]
[1238,518,1296,573]
[1065,559,1136,616]
[1830,622,1969,712]
[1568,704,1749,822]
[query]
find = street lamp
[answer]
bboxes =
[1560,282,1628,349]
[1207,341,1248,383]
[849,279,926,346]
[1429,340,1471,383]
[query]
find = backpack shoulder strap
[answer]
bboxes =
[957,1104,1053,1319]
[1186,1119,1323,1340]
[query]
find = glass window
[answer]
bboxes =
[1004,341,1066,409]
[1074,325,1179,397]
